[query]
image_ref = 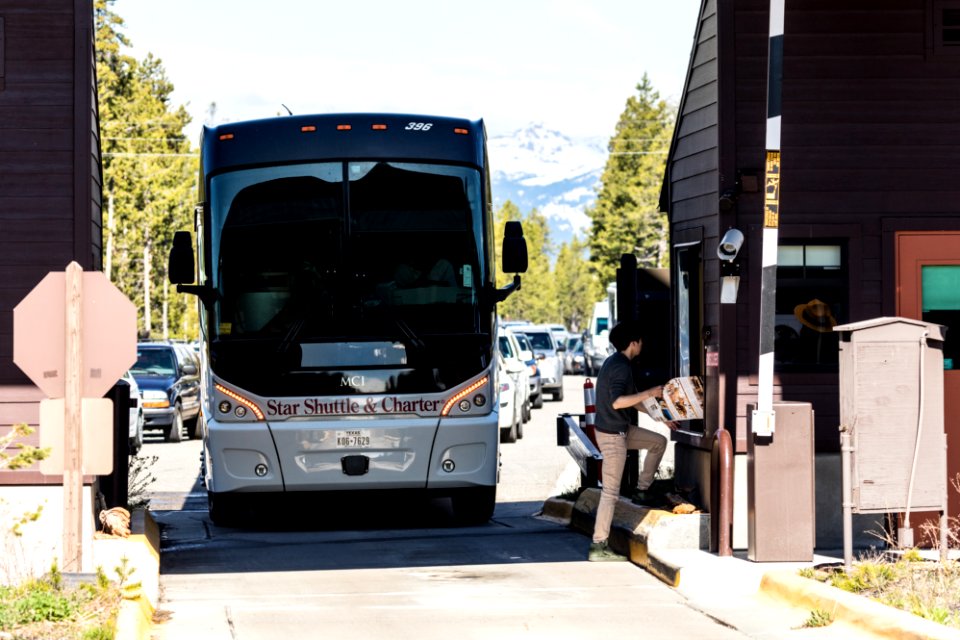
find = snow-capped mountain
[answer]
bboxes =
[488,123,607,247]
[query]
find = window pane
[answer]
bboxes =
[778,246,804,266]
[774,241,846,370]
[805,245,841,268]
[923,266,960,312]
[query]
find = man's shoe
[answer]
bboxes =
[630,489,666,507]
[588,541,627,562]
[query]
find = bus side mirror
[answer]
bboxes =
[169,231,195,285]
[501,221,528,274]
[494,221,527,302]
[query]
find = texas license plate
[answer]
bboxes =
[336,430,371,448]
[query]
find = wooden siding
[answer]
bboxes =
[723,0,960,452]
[669,0,720,221]
[664,0,960,452]
[0,0,102,488]
[0,1,101,390]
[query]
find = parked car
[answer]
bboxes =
[496,353,522,443]
[564,336,586,374]
[546,323,570,347]
[512,330,543,409]
[584,329,612,376]
[121,370,144,455]
[130,343,202,442]
[522,326,565,401]
[498,327,532,423]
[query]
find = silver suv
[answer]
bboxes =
[522,327,565,401]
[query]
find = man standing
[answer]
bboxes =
[588,320,675,562]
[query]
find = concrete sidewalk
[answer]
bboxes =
[542,489,960,640]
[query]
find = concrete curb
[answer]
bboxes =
[759,570,960,640]
[555,491,960,639]
[538,497,574,523]
[93,509,160,640]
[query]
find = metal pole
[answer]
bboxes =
[841,426,853,571]
[755,0,785,437]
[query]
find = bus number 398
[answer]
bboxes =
[405,122,433,131]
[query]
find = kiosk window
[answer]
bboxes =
[774,242,847,371]
[922,265,960,369]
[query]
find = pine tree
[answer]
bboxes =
[586,74,674,289]
[96,0,198,340]
[493,202,557,323]
[553,237,596,332]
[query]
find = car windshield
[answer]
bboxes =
[515,333,532,352]
[498,335,514,358]
[131,349,177,376]
[526,332,553,351]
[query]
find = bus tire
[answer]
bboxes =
[208,492,239,527]
[451,486,496,525]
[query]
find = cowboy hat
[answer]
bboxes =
[794,299,837,333]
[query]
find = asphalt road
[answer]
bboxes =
[144,375,748,639]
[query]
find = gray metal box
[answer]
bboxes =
[834,317,947,513]
[747,402,816,561]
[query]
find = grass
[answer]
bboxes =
[798,475,960,629]
[801,608,834,628]
[800,553,960,629]
[0,563,122,639]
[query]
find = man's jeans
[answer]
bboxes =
[591,426,667,543]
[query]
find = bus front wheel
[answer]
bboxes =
[208,492,240,527]
[450,486,496,525]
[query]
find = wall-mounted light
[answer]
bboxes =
[718,228,745,304]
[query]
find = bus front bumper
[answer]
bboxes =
[203,413,499,495]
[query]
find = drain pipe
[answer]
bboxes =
[901,329,929,548]
[715,427,734,556]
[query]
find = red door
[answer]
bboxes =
[897,231,960,530]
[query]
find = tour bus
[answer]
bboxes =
[168,113,527,525]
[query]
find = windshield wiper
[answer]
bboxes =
[277,317,306,354]
[394,317,425,352]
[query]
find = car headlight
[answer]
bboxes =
[141,389,171,409]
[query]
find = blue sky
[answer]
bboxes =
[111,0,701,143]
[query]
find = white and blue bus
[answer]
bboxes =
[168,113,527,525]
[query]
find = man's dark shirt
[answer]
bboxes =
[595,351,638,434]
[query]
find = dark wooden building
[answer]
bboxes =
[0,0,102,484]
[660,0,960,548]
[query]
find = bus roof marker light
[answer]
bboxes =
[372,124,387,130]
[218,133,235,141]
[454,128,469,135]
[301,125,317,133]
[441,376,489,416]
[215,383,265,420]
[336,124,352,131]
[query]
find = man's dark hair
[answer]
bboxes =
[609,320,643,352]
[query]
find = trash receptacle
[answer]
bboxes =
[747,401,815,562]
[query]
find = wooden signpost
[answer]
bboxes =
[13,262,136,571]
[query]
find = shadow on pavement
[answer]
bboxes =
[154,495,587,575]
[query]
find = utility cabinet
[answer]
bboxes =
[747,401,815,561]
[834,318,947,514]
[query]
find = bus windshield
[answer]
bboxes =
[208,161,488,395]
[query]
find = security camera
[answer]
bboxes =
[717,228,744,262]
